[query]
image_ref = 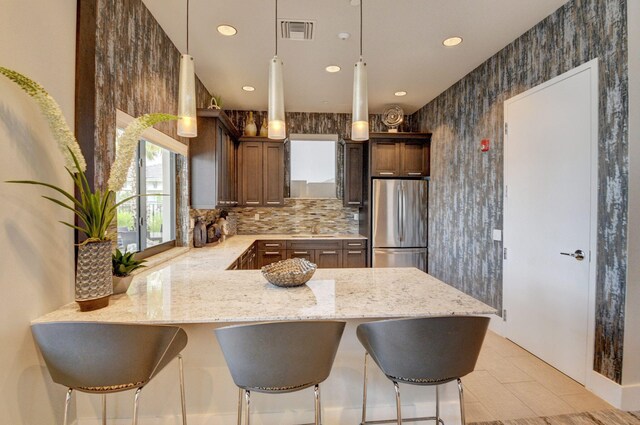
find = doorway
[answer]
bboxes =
[503,59,598,384]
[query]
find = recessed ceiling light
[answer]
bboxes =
[325,65,341,73]
[394,91,407,97]
[443,36,463,47]
[242,86,255,92]
[338,32,351,40]
[217,25,237,36]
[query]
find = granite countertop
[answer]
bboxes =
[34,234,495,324]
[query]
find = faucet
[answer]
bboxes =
[310,223,320,235]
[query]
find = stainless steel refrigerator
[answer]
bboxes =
[372,179,428,271]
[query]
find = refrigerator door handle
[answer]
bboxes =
[401,183,406,241]
[397,185,402,241]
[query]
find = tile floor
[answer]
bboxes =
[464,331,613,423]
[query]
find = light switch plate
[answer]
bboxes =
[254,213,260,221]
[353,213,359,221]
[493,229,502,241]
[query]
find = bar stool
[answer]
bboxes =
[215,320,346,425]
[357,316,489,425]
[31,322,188,425]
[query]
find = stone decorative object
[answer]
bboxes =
[194,216,207,248]
[259,118,268,137]
[244,111,257,136]
[261,258,317,288]
[112,275,134,295]
[76,241,113,311]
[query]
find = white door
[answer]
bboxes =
[503,59,598,384]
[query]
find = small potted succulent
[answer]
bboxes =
[112,249,146,294]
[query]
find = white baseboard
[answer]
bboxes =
[486,312,507,336]
[587,370,640,410]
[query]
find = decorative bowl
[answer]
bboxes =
[261,258,317,288]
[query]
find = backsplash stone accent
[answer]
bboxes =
[227,199,359,235]
[410,0,628,382]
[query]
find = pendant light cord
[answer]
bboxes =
[275,0,278,56]
[359,0,363,58]
[186,0,190,54]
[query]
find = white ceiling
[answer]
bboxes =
[142,0,569,114]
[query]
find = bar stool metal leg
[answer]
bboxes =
[63,388,73,425]
[132,387,143,425]
[237,388,244,425]
[178,354,187,425]
[457,378,466,425]
[361,352,369,425]
[244,390,251,425]
[435,385,440,425]
[393,382,402,425]
[102,394,107,425]
[314,384,321,425]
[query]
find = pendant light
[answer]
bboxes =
[177,0,197,138]
[268,0,286,139]
[351,0,369,141]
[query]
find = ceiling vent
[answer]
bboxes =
[280,20,315,41]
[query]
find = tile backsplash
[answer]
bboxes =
[227,199,359,235]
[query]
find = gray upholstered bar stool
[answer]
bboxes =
[215,320,346,425]
[31,322,188,425]
[357,316,489,425]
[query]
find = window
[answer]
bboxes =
[289,135,337,199]
[116,131,176,254]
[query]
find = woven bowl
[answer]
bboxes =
[261,258,317,288]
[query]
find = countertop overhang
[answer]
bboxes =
[34,235,496,324]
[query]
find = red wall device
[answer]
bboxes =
[481,139,490,152]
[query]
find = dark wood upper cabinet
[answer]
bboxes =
[344,141,365,207]
[263,142,285,206]
[238,137,285,207]
[190,109,240,209]
[239,141,263,206]
[370,133,431,178]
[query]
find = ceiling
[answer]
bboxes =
[142,0,569,114]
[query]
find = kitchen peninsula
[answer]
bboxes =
[34,236,495,424]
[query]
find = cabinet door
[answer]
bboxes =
[286,249,315,263]
[343,249,367,268]
[258,250,285,268]
[263,142,284,206]
[190,118,218,209]
[239,142,263,206]
[401,141,430,177]
[344,142,364,207]
[216,125,228,206]
[227,133,238,205]
[371,141,400,177]
[315,249,343,268]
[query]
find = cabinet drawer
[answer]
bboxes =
[257,240,287,250]
[342,240,367,249]
[257,250,286,268]
[343,249,366,268]
[286,249,315,262]
[286,240,342,250]
[315,250,343,268]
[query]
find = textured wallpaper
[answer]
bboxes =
[91,0,212,246]
[410,0,628,382]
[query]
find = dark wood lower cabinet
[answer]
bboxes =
[343,249,367,268]
[315,250,343,268]
[235,238,368,269]
[257,250,286,268]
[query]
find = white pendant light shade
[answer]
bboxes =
[177,53,197,137]
[268,56,286,139]
[351,59,369,141]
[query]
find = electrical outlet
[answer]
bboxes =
[493,229,502,241]
[189,217,195,229]
[254,213,260,221]
[353,213,359,221]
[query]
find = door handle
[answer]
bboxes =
[560,250,585,261]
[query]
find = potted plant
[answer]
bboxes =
[112,248,146,294]
[0,66,178,311]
